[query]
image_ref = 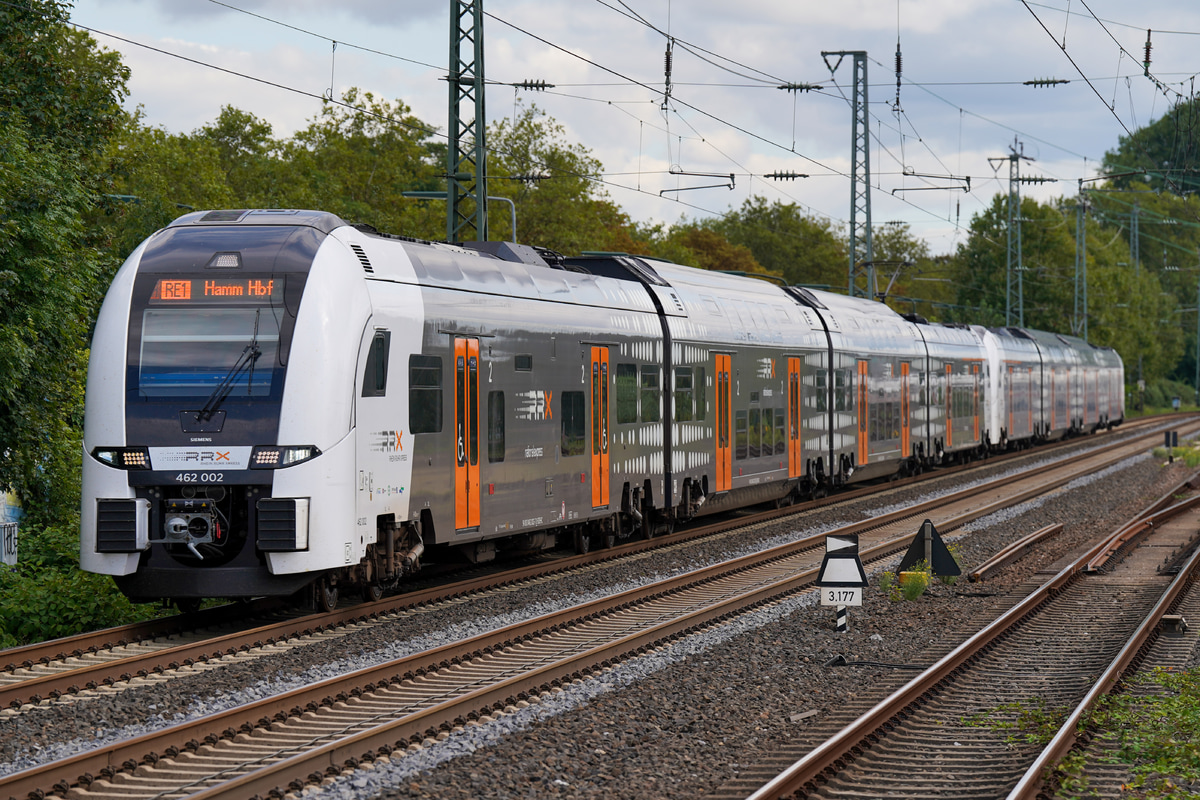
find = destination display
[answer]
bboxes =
[149,277,283,304]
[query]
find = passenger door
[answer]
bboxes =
[715,354,732,492]
[591,346,609,509]
[857,359,869,466]
[787,357,802,478]
[454,337,480,531]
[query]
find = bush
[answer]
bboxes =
[0,521,158,646]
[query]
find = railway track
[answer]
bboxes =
[0,416,1173,715]
[721,469,1200,800]
[0,420,1187,800]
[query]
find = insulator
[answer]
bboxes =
[895,46,902,79]
[664,43,673,80]
[1143,29,1152,76]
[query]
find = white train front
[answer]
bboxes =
[81,209,1124,608]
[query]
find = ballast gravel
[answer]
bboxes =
[0,437,1194,800]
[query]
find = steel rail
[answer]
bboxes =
[743,469,1200,800]
[5,421,1171,714]
[1007,525,1200,798]
[1,425,1177,800]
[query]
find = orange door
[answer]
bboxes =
[715,354,732,492]
[857,360,869,466]
[787,357,802,478]
[454,337,480,531]
[900,362,911,458]
[591,347,609,509]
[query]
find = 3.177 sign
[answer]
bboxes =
[821,587,862,606]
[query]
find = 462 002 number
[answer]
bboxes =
[175,473,224,483]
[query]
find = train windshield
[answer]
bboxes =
[138,307,282,398]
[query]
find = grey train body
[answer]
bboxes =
[81,210,1126,604]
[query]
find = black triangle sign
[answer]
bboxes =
[897,519,961,577]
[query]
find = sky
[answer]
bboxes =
[67,0,1200,257]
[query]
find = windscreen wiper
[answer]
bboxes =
[197,310,262,422]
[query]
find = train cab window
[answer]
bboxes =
[674,367,693,421]
[695,367,707,420]
[560,391,586,456]
[640,366,661,424]
[616,363,638,423]
[488,391,505,462]
[361,331,390,397]
[409,355,443,433]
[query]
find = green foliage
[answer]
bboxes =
[963,697,1069,745]
[0,522,157,646]
[703,196,847,288]
[899,563,930,600]
[0,117,95,518]
[879,570,901,601]
[1102,95,1200,194]
[486,102,627,255]
[0,2,129,162]
[1052,668,1200,799]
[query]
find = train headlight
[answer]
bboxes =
[249,445,321,469]
[91,447,152,470]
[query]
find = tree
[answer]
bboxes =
[281,89,444,235]
[0,2,129,518]
[486,103,621,254]
[1102,94,1200,193]
[704,197,847,289]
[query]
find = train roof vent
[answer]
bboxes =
[349,243,374,274]
[200,209,249,222]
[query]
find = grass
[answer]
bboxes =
[967,667,1200,799]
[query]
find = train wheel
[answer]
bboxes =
[175,598,201,614]
[573,528,591,555]
[361,581,384,603]
[315,578,338,612]
[602,528,616,550]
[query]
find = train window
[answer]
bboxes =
[674,367,693,421]
[775,409,786,456]
[748,408,761,458]
[409,355,443,433]
[361,331,390,397]
[515,354,533,371]
[640,366,661,423]
[834,371,849,412]
[695,367,707,420]
[814,370,828,413]
[616,364,638,423]
[760,407,774,456]
[735,411,748,460]
[560,391,586,456]
[488,391,505,463]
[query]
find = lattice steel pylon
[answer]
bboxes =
[989,140,1033,327]
[447,0,487,243]
[823,51,874,299]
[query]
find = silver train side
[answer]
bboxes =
[81,210,1125,607]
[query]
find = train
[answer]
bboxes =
[80,209,1124,610]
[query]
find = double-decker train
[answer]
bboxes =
[80,209,1124,609]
